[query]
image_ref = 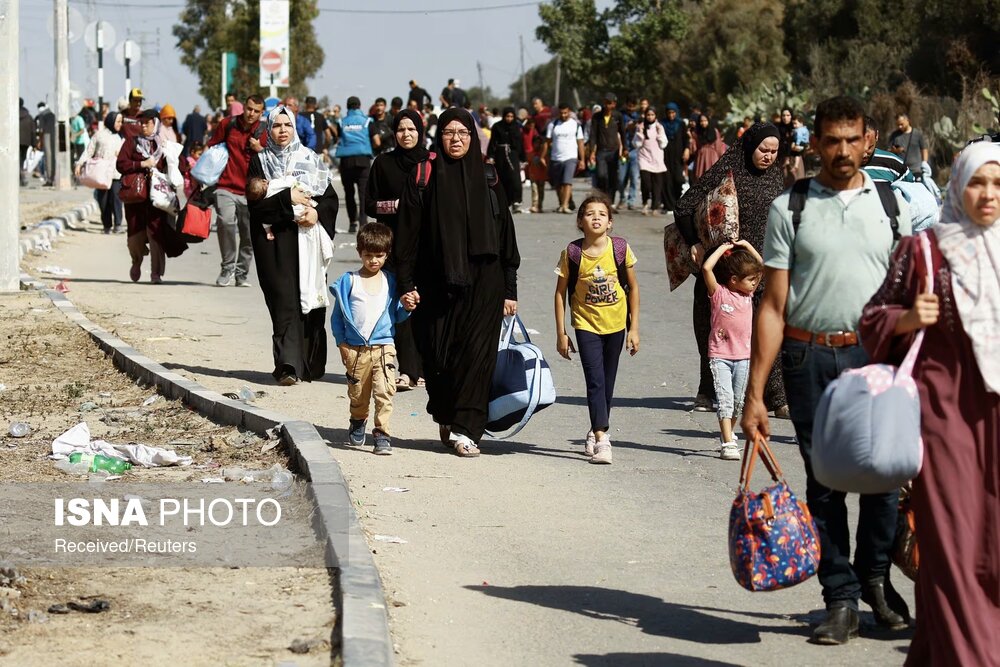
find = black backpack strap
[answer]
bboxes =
[788,178,811,235]
[874,180,901,241]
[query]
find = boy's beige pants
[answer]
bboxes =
[342,343,396,435]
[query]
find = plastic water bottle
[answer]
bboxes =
[68,452,132,474]
[8,422,30,438]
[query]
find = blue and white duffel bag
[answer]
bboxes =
[485,316,556,438]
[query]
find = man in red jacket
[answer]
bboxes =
[206,95,266,287]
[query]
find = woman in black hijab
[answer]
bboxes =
[674,122,788,415]
[486,106,526,213]
[395,108,521,457]
[365,108,429,389]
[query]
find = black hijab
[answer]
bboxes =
[431,107,498,288]
[103,111,120,133]
[390,108,429,168]
[675,122,784,252]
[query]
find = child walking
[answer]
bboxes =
[701,240,763,460]
[331,223,417,455]
[554,194,640,464]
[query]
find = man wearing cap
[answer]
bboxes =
[586,93,628,199]
[206,94,267,287]
[120,88,146,139]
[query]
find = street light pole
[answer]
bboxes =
[97,24,104,111]
[54,0,72,190]
[0,0,21,292]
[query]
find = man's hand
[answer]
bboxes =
[504,300,517,316]
[741,396,771,443]
[556,333,576,360]
[249,137,263,153]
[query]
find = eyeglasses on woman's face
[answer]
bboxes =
[442,129,471,140]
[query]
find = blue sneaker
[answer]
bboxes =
[373,432,392,456]
[348,419,366,446]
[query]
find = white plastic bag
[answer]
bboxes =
[191,143,229,186]
[150,168,179,215]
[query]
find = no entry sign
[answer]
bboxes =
[260,50,282,74]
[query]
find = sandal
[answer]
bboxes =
[415,377,425,388]
[439,424,452,447]
[452,435,480,458]
[396,374,413,392]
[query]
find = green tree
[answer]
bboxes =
[507,58,598,109]
[173,0,324,107]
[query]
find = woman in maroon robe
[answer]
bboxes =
[859,141,1000,666]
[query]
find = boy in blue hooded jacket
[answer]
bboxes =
[331,223,417,454]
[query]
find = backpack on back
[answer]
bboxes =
[788,177,900,240]
[565,236,632,326]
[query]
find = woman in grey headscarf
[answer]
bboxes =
[247,106,339,385]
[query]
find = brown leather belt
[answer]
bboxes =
[784,325,859,348]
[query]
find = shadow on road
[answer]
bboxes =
[162,361,347,387]
[556,395,693,411]
[66,277,207,287]
[466,584,808,645]
[573,652,740,667]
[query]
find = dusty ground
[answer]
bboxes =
[0,291,337,666]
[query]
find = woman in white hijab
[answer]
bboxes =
[860,141,1000,666]
[247,106,339,385]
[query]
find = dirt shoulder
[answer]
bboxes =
[0,290,336,666]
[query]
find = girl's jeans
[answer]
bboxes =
[709,357,749,420]
[576,329,625,433]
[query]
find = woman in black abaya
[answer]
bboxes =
[247,106,339,385]
[395,108,521,457]
[675,122,788,415]
[365,108,428,389]
[486,107,526,214]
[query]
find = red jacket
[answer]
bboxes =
[207,115,267,195]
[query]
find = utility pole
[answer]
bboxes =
[519,35,527,106]
[0,0,21,292]
[54,0,72,190]
[477,61,484,99]
[554,54,561,108]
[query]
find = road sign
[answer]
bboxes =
[260,50,283,74]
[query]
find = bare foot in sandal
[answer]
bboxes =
[396,373,412,391]
[451,434,480,457]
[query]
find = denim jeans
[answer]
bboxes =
[781,338,899,609]
[617,148,639,206]
[576,329,625,433]
[709,358,749,420]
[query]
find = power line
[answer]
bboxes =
[69,0,543,13]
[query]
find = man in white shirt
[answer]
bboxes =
[543,103,585,213]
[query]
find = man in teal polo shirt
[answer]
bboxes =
[742,96,913,645]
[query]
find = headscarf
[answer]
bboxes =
[696,116,719,145]
[136,115,162,161]
[741,122,780,174]
[933,141,1000,393]
[159,104,176,120]
[431,107,499,288]
[662,102,685,139]
[259,106,330,196]
[390,108,429,169]
[674,122,785,252]
[103,111,120,134]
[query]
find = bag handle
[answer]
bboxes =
[498,315,532,351]
[896,231,935,381]
[738,433,785,490]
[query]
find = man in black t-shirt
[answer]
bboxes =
[586,93,627,199]
[408,80,431,108]
[300,96,330,155]
[369,97,394,156]
[450,79,468,109]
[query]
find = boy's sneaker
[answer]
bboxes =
[348,419,367,446]
[373,432,392,456]
[719,440,741,461]
[589,435,612,465]
[584,431,596,457]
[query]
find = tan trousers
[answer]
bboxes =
[342,343,396,435]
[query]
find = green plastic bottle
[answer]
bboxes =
[68,452,132,474]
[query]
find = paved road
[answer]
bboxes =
[28,182,913,666]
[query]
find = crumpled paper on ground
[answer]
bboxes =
[50,422,193,467]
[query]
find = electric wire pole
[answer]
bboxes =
[1,0,21,291]
[55,0,72,190]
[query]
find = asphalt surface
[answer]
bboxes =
[25,180,914,666]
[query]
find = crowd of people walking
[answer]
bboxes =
[20,73,1000,663]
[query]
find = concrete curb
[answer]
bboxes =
[18,200,98,261]
[33,287,395,667]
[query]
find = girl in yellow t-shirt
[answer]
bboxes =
[554,194,640,465]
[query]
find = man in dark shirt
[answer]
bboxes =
[407,80,431,109]
[369,97,394,156]
[440,79,455,108]
[19,98,33,186]
[450,79,468,109]
[586,93,627,200]
[181,104,208,157]
[300,96,330,155]
[35,102,57,186]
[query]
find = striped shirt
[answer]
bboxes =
[863,148,914,183]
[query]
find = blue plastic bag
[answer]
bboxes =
[190,143,229,187]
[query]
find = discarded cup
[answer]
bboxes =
[8,422,30,438]
[68,452,132,475]
[238,386,255,403]
[270,469,293,492]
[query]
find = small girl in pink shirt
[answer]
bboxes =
[702,240,764,460]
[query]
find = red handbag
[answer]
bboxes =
[119,171,149,204]
[179,201,211,240]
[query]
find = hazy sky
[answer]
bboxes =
[17,0,601,115]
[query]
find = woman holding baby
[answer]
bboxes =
[247,105,340,386]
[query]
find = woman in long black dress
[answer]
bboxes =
[365,108,428,389]
[675,122,788,415]
[247,106,339,385]
[486,107,526,214]
[395,108,521,457]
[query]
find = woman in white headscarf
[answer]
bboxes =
[860,141,1000,666]
[247,106,339,385]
